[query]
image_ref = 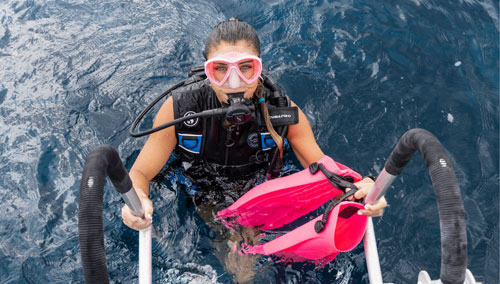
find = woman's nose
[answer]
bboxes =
[228,67,241,89]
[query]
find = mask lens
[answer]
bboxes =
[210,61,230,84]
[235,58,260,82]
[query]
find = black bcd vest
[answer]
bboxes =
[171,66,298,176]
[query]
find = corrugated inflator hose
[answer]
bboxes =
[384,128,467,284]
[78,145,133,284]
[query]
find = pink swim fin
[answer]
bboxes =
[241,201,368,263]
[217,155,362,230]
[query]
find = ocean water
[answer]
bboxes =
[0,0,498,283]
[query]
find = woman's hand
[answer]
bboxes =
[348,177,387,217]
[121,188,153,230]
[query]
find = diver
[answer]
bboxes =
[122,18,387,283]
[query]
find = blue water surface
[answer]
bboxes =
[0,0,498,283]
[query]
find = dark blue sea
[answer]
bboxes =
[0,0,498,283]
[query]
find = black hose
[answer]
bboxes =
[129,80,185,138]
[130,107,227,138]
[384,128,467,284]
[78,145,133,284]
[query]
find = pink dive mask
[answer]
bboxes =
[204,52,262,89]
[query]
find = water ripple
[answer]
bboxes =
[0,0,497,283]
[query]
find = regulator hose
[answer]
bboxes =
[385,128,467,284]
[78,145,134,284]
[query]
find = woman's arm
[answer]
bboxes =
[286,100,386,217]
[129,96,177,194]
[286,101,324,168]
[122,96,177,230]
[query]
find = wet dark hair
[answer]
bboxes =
[203,17,261,59]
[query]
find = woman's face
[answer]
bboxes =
[205,40,260,103]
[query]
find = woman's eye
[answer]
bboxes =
[215,66,227,72]
[239,64,253,71]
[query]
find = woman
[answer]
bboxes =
[122,18,387,282]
